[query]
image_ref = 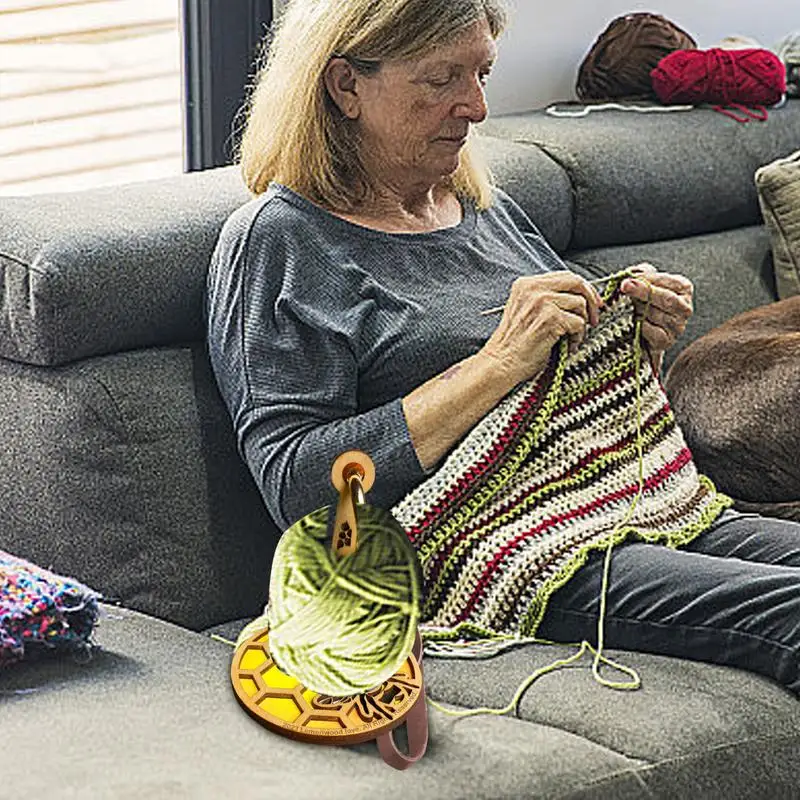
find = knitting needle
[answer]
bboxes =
[479,274,617,316]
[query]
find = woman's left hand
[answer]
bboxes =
[619,263,694,363]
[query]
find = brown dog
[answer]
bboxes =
[665,296,800,520]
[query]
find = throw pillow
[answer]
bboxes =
[755,149,800,299]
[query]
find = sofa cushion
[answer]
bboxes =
[0,166,250,367]
[482,101,800,250]
[0,344,277,630]
[567,225,777,369]
[6,607,798,799]
[756,148,800,299]
[480,134,573,253]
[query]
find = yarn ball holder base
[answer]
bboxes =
[230,627,426,757]
[230,450,429,769]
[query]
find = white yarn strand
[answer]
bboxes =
[545,102,693,118]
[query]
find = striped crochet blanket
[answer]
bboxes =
[391,287,732,655]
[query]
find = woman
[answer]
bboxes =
[207,0,800,695]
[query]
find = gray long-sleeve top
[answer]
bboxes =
[206,183,564,532]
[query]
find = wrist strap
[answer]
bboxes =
[376,631,429,770]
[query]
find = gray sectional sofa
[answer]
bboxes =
[2,101,799,798]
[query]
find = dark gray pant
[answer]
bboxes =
[537,510,800,695]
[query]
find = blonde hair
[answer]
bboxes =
[238,0,507,211]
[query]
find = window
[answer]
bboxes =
[0,0,183,195]
[0,0,272,195]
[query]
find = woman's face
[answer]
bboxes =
[345,19,497,190]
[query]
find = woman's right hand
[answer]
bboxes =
[403,271,604,473]
[480,271,605,385]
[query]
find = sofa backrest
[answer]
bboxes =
[0,344,277,631]
[483,102,800,251]
[0,136,571,368]
[3,105,798,370]
[0,166,250,367]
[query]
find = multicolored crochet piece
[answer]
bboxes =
[0,550,100,666]
[391,287,732,655]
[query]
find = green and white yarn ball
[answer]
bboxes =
[266,504,423,697]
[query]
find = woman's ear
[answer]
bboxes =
[324,58,361,119]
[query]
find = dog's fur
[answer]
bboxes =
[665,296,800,521]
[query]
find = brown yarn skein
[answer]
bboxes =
[576,12,697,101]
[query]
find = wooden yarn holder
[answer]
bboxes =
[230,450,429,770]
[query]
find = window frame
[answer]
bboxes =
[181,0,273,171]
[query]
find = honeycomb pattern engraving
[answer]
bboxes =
[231,630,423,745]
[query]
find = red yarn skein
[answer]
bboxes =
[651,48,786,106]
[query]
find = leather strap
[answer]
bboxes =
[713,103,769,122]
[376,631,429,770]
